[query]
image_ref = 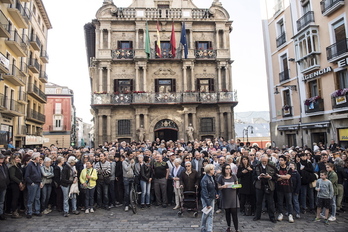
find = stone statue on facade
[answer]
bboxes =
[137,125,145,142]
[187,123,194,142]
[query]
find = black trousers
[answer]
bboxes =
[239,193,256,213]
[255,188,275,220]
[167,179,174,205]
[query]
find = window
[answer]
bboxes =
[278,19,285,34]
[54,115,62,128]
[155,41,173,58]
[195,41,213,50]
[114,79,133,93]
[55,103,61,114]
[155,79,176,93]
[118,120,131,135]
[200,118,214,132]
[308,79,320,97]
[117,41,133,49]
[158,4,169,8]
[283,89,291,106]
[276,19,286,47]
[279,54,289,82]
[197,78,214,92]
[337,70,348,89]
[56,88,62,94]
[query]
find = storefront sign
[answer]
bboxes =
[336,95,347,105]
[25,136,43,145]
[0,53,9,70]
[338,58,348,68]
[302,67,332,81]
[339,128,348,141]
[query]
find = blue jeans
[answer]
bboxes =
[0,189,6,215]
[201,199,214,232]
[27,183,41,215]
[140,180,151,205]
[277,191,293,215]
[85,187,95,209]
[123,177,134,206]
[96,181,109,208]
[61,185,77,213]
[300,184,314,210]
[41,184,52,210]
[292,193,300,215]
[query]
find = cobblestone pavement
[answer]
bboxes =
[0,206,347,232]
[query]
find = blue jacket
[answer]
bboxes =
[171,165,185,178]
[200,174,217,207]
[25,161,42,185]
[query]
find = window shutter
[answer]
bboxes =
[196,78,200,91]
[130,41,133,49]
[209,78,215,92]
[117,41,121,49]
[208,41,212,49]
[172,79,176,92]
[130,79,134,92]
[114,79,119,93]
[317,79,321,97]
[195,41,199,49]
[155,79,159,92]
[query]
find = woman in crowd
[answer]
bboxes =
[41,157,54,214]
[80,160,98,213]
[140,156,152,208]
[171,158,184,210]
[8,153,24,218]
[53,156,64,212]
[237,155,255,216]
[180,161,199,192]
[218,164,240,232]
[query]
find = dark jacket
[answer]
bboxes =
[237,166,255,195]
[115,160,123,180]
[0,163,10,190]
[140,163,153,182]
[253,163,277,191]
[296,160,315,185]
[9,164,23,185]
[53,165,62,187]
[200,174,217,207]
[24,161,42,185]
[180,169,199,192]
[290,169,301,194]
[61,164,76,187]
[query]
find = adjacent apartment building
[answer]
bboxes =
[43,82,76,148]
[0,0,51,148]
[262,0,348,148]
[85,0,238,145]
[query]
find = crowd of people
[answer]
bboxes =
[0,138,347,232]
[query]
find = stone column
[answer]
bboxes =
[96,27,100,53]
[191,66,195,91]
[143,66,147,92]
[98,115,103,138]
[107,66,111,93]
[107,115,111,141]
[184,113,189,140]
[136,29,139,49]
[144,113,149,140]
[100,29,103,49]
[183,66,187,92]
[217,65,222,92]
[108,29,111,49]
[227,112,232,140]
[192,113,197,140]
[135,114,140,131]
[215,30,219,49]
[219,112,224,137]
[99,67,103,92]
[135,66,139,91]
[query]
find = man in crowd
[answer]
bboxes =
[0,153,10,220]
[153,154,169,207]
[95,153,111,210]
[122,152,135,212]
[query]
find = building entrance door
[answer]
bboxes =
[311,132,327,148]
[154,119,179,142]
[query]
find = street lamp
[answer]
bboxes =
[243,125,254,143]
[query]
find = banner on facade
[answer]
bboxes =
[25,136,43,145]
[339,128,348,141]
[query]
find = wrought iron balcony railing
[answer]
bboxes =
[297,11,315,31]
[326,38,348,61]
[276,32,286,47]
[279,69,290,82]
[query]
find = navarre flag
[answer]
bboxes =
[170,21,176,58]
[180,22,188,59]
[156,21,162,58]
[145,22,151,58]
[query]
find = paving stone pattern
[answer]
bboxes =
[0,206,347,232]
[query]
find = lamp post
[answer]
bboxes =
[243,126,254,143]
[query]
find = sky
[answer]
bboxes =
[42,0,269,123]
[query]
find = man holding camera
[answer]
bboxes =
[253,155,277,223]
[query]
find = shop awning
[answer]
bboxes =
[277,124,299,131]
[300,121,330,129]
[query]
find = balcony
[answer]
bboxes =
[0,10,10,38]
[326,38,348,62]
[305,98,324,114]
[282,106,293,117]
[0,94,25,116]
[91,91,238,106]
[5,30,27,57]
[279,69,290,82]
[29,34,41,51]
[39,71,48,83]
[0,52,9,73]
[112,49,134,59]
[297,11,315,32]
[7,3,29,28]
[195,49,217,59]
[276,32,286,48]
[155,48,175,59]
[28,59,40,73]
[48,125,67,132]
[27,109,45,123]
[321,0,345,16]
[332,91,348,109]
[18,90,27,104]
[2,64,26,86]
[27,83,46,103]
[40,50,49,63]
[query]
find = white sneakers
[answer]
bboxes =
[288,214,294,223]
[90,208,94,213]
[85,209,89,214]
[277,213,283,221]
[328,216,336,221]
[125,206,129,212]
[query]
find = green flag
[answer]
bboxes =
[145,22,151,58]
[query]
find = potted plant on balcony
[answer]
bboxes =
[331,88,348,105]
[304,95,321,110]
[282,105,291,115]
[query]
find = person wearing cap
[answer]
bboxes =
[61,156,80,217]
[0,153,10,220]
[25,152,42,218]
[41,157,54,214]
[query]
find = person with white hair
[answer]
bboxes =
[171,158,184,209]
[41,157,54,214]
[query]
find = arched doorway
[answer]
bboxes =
[154,119,178,141]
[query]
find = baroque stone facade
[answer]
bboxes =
[85,0,238,145]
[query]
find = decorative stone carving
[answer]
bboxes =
[195,73,215,78]
[154,68,176,76]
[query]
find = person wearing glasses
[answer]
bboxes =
[180,161,199,192]
[172,158,185,209]
[200,164,218,232]
[218,164,240,232]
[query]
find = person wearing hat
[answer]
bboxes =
[61,156,80,217]
[0,153,10,220]
[24,152,42,218]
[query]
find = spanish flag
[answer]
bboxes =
[156,21,162,58]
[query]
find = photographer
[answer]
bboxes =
[253,155,278,223]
